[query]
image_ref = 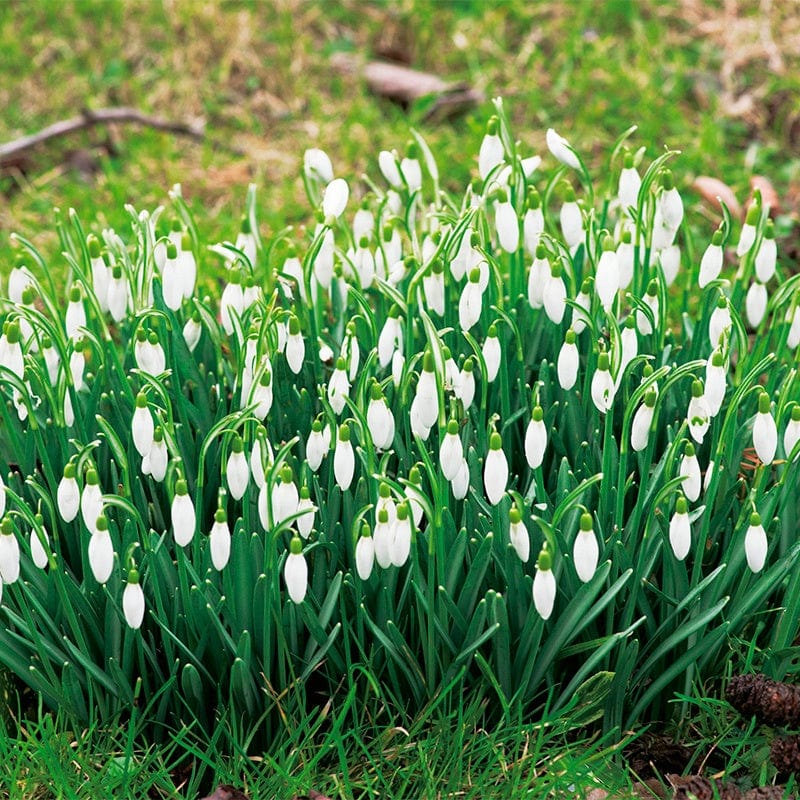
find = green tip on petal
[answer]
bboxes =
[135,392,148,408]
[214,508,226,523]
[676,495,688,514]
[463,356,474,372]
[358,235,369,249]
[712,350,724,367]
[447,419,460,435]
[487,323,498,338]
[684,442,696,456]
[644,388,657,407]
[711,230,724,246]
[136,328,147,342]
[338,424,351,442]
[563,185,576,202]
[691,380,704,398]
[486,116,498,135]
[64,463,76,479]
[166,242,178,259]
[231,435,244,453]
[96,514,108,531]
[579,512,593,532]
[289,316,301,335]
[597,352,610,371]
[442,345,452,360]
[378,508,389,523]
[580,276,593,292]
[647,279,658,296]
[86,469,99,485]
[423,350,435,372]
[360,522,372,538]
[153,426,164,442]
[565,329,577,345]
[745,204,760,225]
[792,407,800,422]
[409,465,421,484]
[750,512,761,527]
[623,151,634,169]
[127,569,140,584]
[281,465,293,483]
[661,170,674,190]
[509,508,521,524]
[1,517,13,536]
[300,485,310,500]
[370,382,383,401]
[396,502,409,520]
[535,243,547,260]
[88,236,102,258]
[489,432,502,450]
[602,235,615,252]
[758,392,771,414]
[312,419,323,433]
[536,546,552,571]
[289,536,303,555]
[335,357,346,370]
[69,285,82,302]
[176,479,188,495]
[764,219,775,239]
[468,267,481,283]
[532,406,543,422]
[716,295,727,309]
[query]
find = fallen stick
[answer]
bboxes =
[0,107,205,167]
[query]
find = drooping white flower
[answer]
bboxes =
[456,357,476,410]
[523,190,545,256]
[88,514,114,584]
[81,469,103,534]
[285,315,305,374]
[571,277,593,334]
[304,147,334,184]
[637,279,659,336]
[296,486,316,539]
[482,325,502,382]
[785,406,800,460]
[753,391,777,465]
[390,502,412,567]
[617,230,635,291]
[209,508,231,571]
[755,220,777,283]
[378,310,402,369]
[235,217,258,269]
[376,483,397,530]
[525,406,547,470]
[322,178,349,221]
[123,570,146,629]
[737,203,760,257]
[698,230,724,288]
[8,260,35,305]
[745,281,768,327]
[42,335,60,386]
[252,368,274,421]
[617,152,641,212]
[30,514,49,570]
[573,512,599,583]
[57,463,80,522]
[379,150,402,188]
[400,145,422,193]
[439,419,464,481]
[284,536,308,603]
[226,435,250,500]
[366,383,395,451]
[313,226,335,290]
[220,271,244,336]
[451,457,470,500]
[591,352,615,414]
[148,427,168,482]
[617,317,638,385]
[744,512,767,573]
[86,235,109,313]
[705,349,727,417]
[708,295,732,348]
[272,465,300,524]
[334,424,355,491]
[0,518,20,584]
[669,495,691,561]
[658,170,684,232]
[509,508,529,562]
[65,284,87,340]
[134,329,166,376]
[679,442,702,502]
[555,330,579,391]
[494,192,519,253]
[403,467,426,528]
[533,545,556,620]
[631,389,657,452]
[528,244,550,310]
[559,186,583,249]
[788,305,800,349]
[659,244,680,287]
[478,116,504,179]
[178,233,197,299]
[414,351,440,431]
[161,241,183,311]
[183,310,202,353]
[171,479,196,547]
[543,261,567,324]
[546,128,581,170]
[306,420,328,472]
[423,260,445,317]
[132,392,154,458]
[459,268,483,331]
[687,379,711,444]
[595,238,619,313]
[327,357,350,416]
[484,432,508,506]
[704,460,716,494]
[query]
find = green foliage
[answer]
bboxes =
[0,103,798,753]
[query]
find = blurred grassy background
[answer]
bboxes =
[1,0,799,272]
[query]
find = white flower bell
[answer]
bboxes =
[327,357,350,416]
[705,349,727,418]
[679,442,702,502]
[755,220,777,283]
[543,261,567,324]
[161,241,183,311]
[30,514,49,570]
[494,191,519,253]
[366,382,395,451]
[147,427,168,482]
[378,310,402,369]
[557,330,579,390]
[784,406,800,459]
[304,147,334,184]
[226,435,250,500]
[81,469,103,534]
[123,569,146,629]
[88,514,114,584]
[528,244,550,310]
[334,424,355,491]
[745,281,768,327]
[209,508,231,571]
[617,151,641,212]
[272,465,300,525]
[524,406,547,470]
[595,237,619,313]
[509,508,529,562]
[297,486,316,539]
[744,512,767,573]
[482,325,501,382]
[57,463,81,522]
[533,544,556,620]
[573,512,599,583]
[172,479,196,547]
[439,419,464,481]
[687,379,711,444]
[753,391,777,465]
[571,277,593,334]
[220,270,244,337]
[698,230,724,288]
[459,268,484,331]
[559,186,583,249]
[669,495,691,560]
[546,128,581,170]
[631,388,657,452]
[737,203,760,257]
[306,420,329,472]
[390,502,412,567]
[478,116,504,180]
[183,310,202,353]
[284,536,308,603]
[131,392,154,458]
[65,284,87,340]
[355,523,376,580]
[373,508,394,569]
[322,178,349,221]
[523,190,544,256]
[0,518,20,584]
[286,316,305,374]
[637,280,659,336]
[591,352,615,414]
[484,432,508,506]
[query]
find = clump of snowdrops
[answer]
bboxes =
[0,99,798,740]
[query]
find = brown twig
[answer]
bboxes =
[0,107,205,167]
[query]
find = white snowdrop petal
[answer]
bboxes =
[123,582,146,629]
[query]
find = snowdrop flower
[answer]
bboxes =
[30,514,49,570]
[178,233,197,299]
[687,379,711,444]
[107,263,130,322]
[442,346,460,394]
[322,178,349,222]
[252,369,274,421]
[284,536,308,603]
[220,270,244,336]
[698,230,724,288]
[296,486,316,539]
[0,473,5,520]
[209,508,231,571]
[234,217,258,269]
[404,467,426,528]
[58,463,80,522]
[708,295,732,347]
[334,424,355,491]
[226,435,250,500]
[378,308,402,369]
[122,569,146,630]
[509,508,529,562]
[631,388,657,452]
[377,223,401,278]
[559,185,583,249]
[753,391,777,465]
[755,220,777,283]
[161,242,183,311]
[457,357,476,410]
[88,514,113,584]
[304,147,334,185]
[557,330,579,390]
[546,128,581,170]
[439,419,464,481]
[42,335,60,386]
[366,382,395,451]
[313,226,335,290]
[356,523,375,579]
[745,281,768,327]
[658,171,684,231]
[523,189,545,256]
[736,203,760,257]
[595,237,619,313]
[459,267,484,331]
[379,150,402,188]
[573,512,599,583]
[571,277,593,334]
[423,260,445,317]
[8,260,35,305]
[69,339,87,391]
[784,406,800,459]
[787,305,800,349]
[543,261,567,324]
[0,518,20,584]
[390,502,413,567]
[183,309,202,353]
[637,279,659,336]
[482,325,501,382]
[591,352,615,414]
[617,230,635,291]
[327,357,350,416]
[659,244,680,287]
[618,316,638,383]
[306,420,329,472]
[478,116,504,180]
[679,442,701,502]
[617,151,641,212]
[136,329,166,375]
[484,432,508,506]
[744,512,767,573]
[669,495,691,561]
[146,427,168,482]
[400,142,422,193]
[171,479,195,547]
[285,315,305,374]
[81,469,103,534]
[272,465,299,524]
[87,235,109,313]
[705,349,727,417]
[525,406,547,469]
[249,435,267,490]
[373,509,393,569]
[341,324,360,383]
[494,191,519,253]
[374,482,396,526]
[533,544,556,620]
[704,460,716,494]
[132,392,154,458]
[65,284,86,340]
[414,351,440,431]
[527,244,550,310]
[452,457,470,500]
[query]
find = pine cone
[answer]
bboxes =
[669,775,743,800]
[771,735,800,776]
[727,674,800,727]
[742,788,794,800]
